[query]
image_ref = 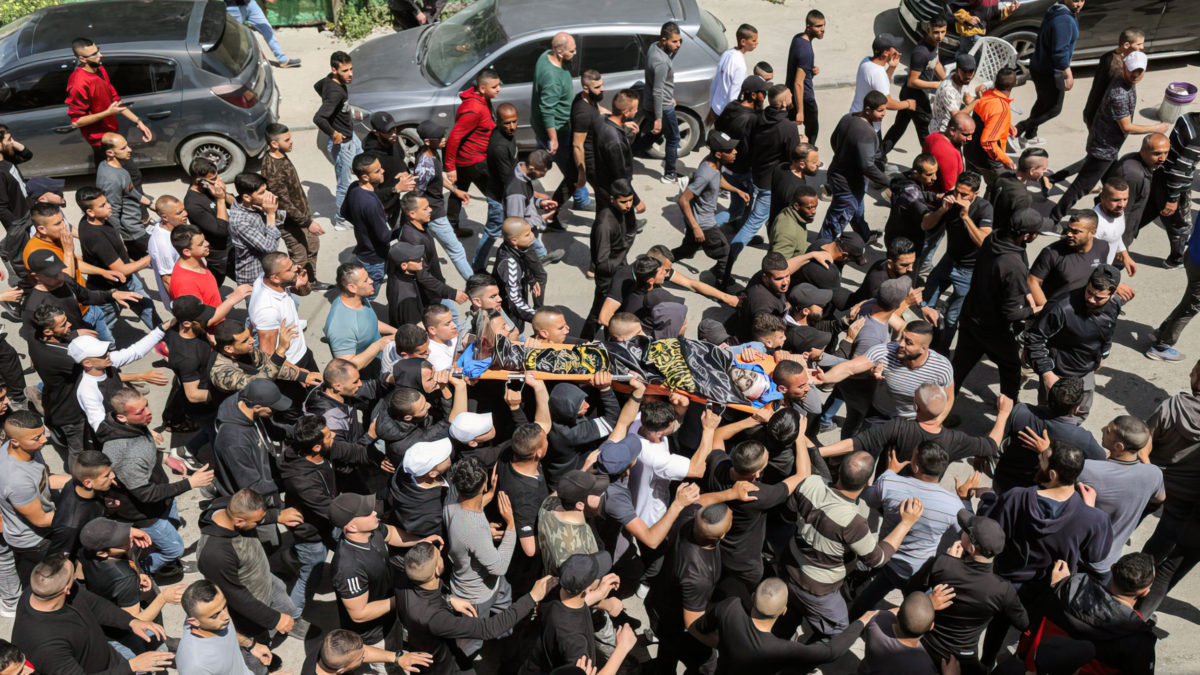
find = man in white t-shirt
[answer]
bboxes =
[1092,177,1136,273]
[850,34,916,131]
[248,251,312,369]
[423,303,459,371]
[148,196,187,308]
[626,401,718,527]
[708,24,758,121]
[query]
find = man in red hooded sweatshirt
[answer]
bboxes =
[445,69,500,238]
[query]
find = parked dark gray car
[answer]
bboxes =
[347,0,726,159]
[0,0,279,179]
[898,0,1199,76]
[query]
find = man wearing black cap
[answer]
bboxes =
[521,552,636,675]
[212,379,293,503]
[1026,265,1126,418]
[362,111,416,226]
[715,76,767,226]
[673,131,742,283]
[538,469,609,574]
[21,247,133,342]
[952,208,1043,398]
[331,493,435,664]
[920,171,994,354]
[386,240,432,328]
[905,511,1028,672]
[931,55,981,137]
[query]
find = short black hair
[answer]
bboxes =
[660,21,681,39]
[610,178,635,199]
[214,318,248,350]
[181,579,220,618]
[633,255,662,288]
[765,407,801,448]
[792,184,819,205]
[1046,440,1085,485]
[4,409,42,432]
[905,320,935,337]
[0,639,24,671]
[336,261,366,292]
[330,51,352,67]
[1111,552,1155,595]
[754,61,773,74]
[888,237,916,259]
[914,441,950,480]
[71,37,96,54]
[171,224,203,254]
[752,313,785,340]
[512,423,545,460]
[448,457,488,498]
[863,90,888,111]
[394,324,429,355]
[189,156,218,179]
[477,68,500,86]
[1103,175,1130,193]
[75,185,105,212]
[640,399,677,433]
[806,9,825,24]
[1046,377,1085,416]
[736,24,758,42]
[955,171,983,193]
[291,415,327,455]
[731,441,768,475]
[761,251,788,273]
[233,172,266,196]
[352,153,378,177]
[993,67,1018,92]
[466,273,499,295]
[265,123,289,142]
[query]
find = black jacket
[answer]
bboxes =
[371,397,451,467]
[212,395,281,503]
[1025,289,1123,378]
[0,148,33,229]
[545,384,618,488]
[716,102,759,175]
[828,113,889,193]
[493,242,545,323]
[590,117,635,198]
[98,414,191,526]
[750,106,800,189]
[884,171,936,251]
[590,203,637,278]
[396,582,536,675]
[386,260,426,328]
[312,75,352,137]
[398,221,457,305]
[1039,572,1157,675]
[278,446,339,545]
[986,171,1044,233]
[362,132,410,222]
[960,233,1036,332]
[485,127,518,201]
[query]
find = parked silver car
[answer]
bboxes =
[0,0,280,180]
[347,0,726,159]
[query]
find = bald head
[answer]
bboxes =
[752,578,789,619]
[947,113,976,146]
[897,592,936,637]
[497,102,517,118]
[839,451,876,492]
[551,32,576,61]
[914,382,948,419]
[1141,132,1170,170]
[694,503,733,543]
[501,217,530,239]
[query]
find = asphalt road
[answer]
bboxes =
[3,0,1199,671]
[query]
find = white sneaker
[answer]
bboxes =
[333,221,352,231]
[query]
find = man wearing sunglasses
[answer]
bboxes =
[66,37,153,169]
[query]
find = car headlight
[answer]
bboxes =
[349,104,373,123]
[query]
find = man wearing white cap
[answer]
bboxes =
[70,323,170,433]
[390,438,454,541]
[1051,51,1170,221]
[450,375,550,468]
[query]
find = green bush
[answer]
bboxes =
[334,0,391,42]
[1,0,64,25]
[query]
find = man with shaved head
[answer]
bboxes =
[532,32,579,217]
[857,591,938,673]
[1109,131,1169,246]
[923,112,976,193]
[691,576,869,673]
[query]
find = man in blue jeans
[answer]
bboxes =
[313,52,359,231]
[820,90,890,243]
[635,22,683,183]
[226,0,300,68]
[921,171,993,354]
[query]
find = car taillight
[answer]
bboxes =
[211,83,259,109]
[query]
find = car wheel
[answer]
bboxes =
[997,29,1039,81]
[646,109,703,160]
[397,126,424,161]
[178,135,247,182]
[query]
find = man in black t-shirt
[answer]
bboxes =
[301,628,432,675]
[882,18,947,156]
[75,186,159,334]
[919,172,993,353]
[792,231,865,311]
[647,504,730,675]
[183,157,232,284]
[570,71,605,209]
[850,237,926,309]
[46,451,115,560]
[1028,210,1109,306]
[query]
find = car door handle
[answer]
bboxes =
[53,125,75,134]
[145,111,172,120]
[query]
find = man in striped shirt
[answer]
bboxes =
[1138,111,1200,268]
[781,450,924,639]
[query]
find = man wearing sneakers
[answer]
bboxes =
[1016,0,1083,147]
[672,132,742,284]
[1146,220,1200,362]
[637,23,683,184]
[226,0,300,68]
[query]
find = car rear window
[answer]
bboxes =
[696,10,727,54]
[425,0,507,86]
[200,15,253,77]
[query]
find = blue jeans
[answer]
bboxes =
[923,257,974,352]
[661,107,681,177]
[530,235,548,259]
[472,198,505,272]
[83,304,115,344]
[358,259,385,301]
[726,185,772,281]
[819,184,873,241]
[226,0,288,62]
[97,273,159,333]
[141,515,184,573]
[290,540,327,613]
[918,228,944,277]
[725,171,753,225]
[327,134,363,228]
[427,216,474,281]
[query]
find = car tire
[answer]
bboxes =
[397,126,424,161]
[995,28,1039,82]
[178,135,247,182]
[646,108,703,160]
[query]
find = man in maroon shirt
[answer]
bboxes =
[66,37,153,167]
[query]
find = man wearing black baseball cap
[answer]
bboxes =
[672,131,741,284]
[954,208,1045,398]
[211,379,293,502]
[1025,264,1125,418]
[22,245,137,342]
[363,110,416,225]
[905,511,1026,671]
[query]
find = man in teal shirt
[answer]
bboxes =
[324,261,395,377]
[531,32,578,217]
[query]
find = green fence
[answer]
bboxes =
[264,0,334,27]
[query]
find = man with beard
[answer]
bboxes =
[988,149,1052,239]
[816,321,954,425]
[724,85,800,285]
[476,104,520,273]
[584,180,639,340]
[952,208,1044,399]
[1026,265,1125,419]
[716,76,767,226]
[820,91,889,242]
[532,33,579,217]
[1138,111,1200,268]
[636,23,684,184]
[787,10,825,142]
[1108,132,1169,247]
[362,111,415,226]
[591,90,643,211]
[769,185,820,259]
[209,319,319,397]
[883,154,940,255]
[850,237,928,309]
[249,252,316,371]
[1092,177,1137,274]
[570,71,604,212]
[930,55,980,136]
[769,143,820,228]
[1028,210,1115,306]
[673,132,743,283]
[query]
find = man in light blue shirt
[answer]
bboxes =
[323,262,394,377]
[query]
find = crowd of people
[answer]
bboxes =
[0,1,1198,674]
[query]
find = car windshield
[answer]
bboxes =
[200,15,254,77]
[423,0,507,86]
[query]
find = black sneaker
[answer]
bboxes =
[153,561,185,585]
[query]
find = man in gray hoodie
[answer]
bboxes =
[635,22,683,183]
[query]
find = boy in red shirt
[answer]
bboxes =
[168,225,222,307]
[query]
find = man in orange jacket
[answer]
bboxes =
[964,67,1018,186]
